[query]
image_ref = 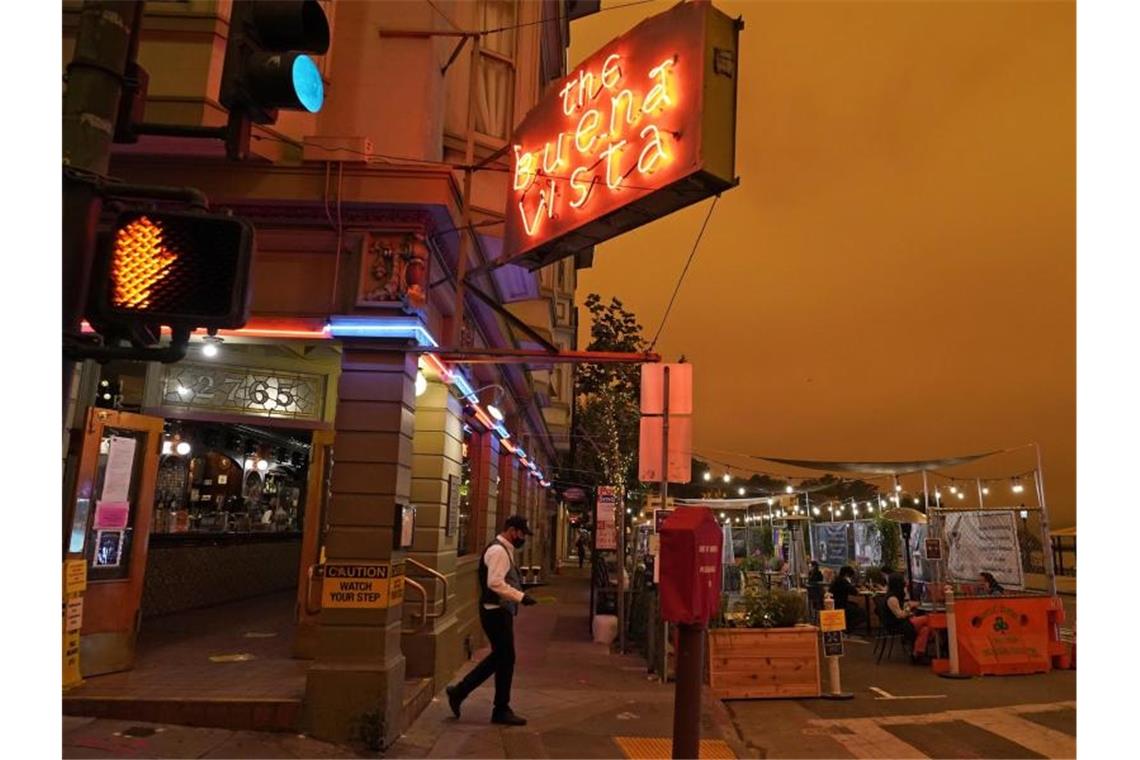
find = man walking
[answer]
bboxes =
[446,515,538,726]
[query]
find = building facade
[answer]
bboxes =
[62,0,594,746]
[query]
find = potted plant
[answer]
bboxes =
[707,589,821,699]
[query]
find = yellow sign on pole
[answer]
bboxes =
[64,559,87,594]
[819,609,847,633]
[320,562,405,609]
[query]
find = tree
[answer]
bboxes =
[571,295,646,501]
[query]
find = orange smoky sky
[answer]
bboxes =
[569,1,1075,527]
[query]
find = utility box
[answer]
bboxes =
[659,507,723,624]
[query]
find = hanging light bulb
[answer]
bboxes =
[703,471,712,482]
[812,507,820,516]
[1012,478,1025,494]
[895,484,902,492]
[982,486,990,495]
[737,486,746,496]
[949,485,958,495]
[957,491,965,500]
[913,497,921,505]
[723,473,732,483]
[785,485,794,494]
[720,511,726,518]
[767,498,774,507]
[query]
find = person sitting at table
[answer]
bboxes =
[885,573,931,661]
[980,571,1004,595]
[808,561,824,585]
[829,566,864,630]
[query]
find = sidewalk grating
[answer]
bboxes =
[615,737,736,759]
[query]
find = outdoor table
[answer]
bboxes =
[858,590,881,638]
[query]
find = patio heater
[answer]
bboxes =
[881,507,927,596]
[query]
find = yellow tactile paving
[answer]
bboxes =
[614,736,736,759]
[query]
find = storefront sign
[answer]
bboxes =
[160,362,326,421]
[320,562,405,609]
[819,609,847,633]
[596,486,619,551]
[502,1,740,269]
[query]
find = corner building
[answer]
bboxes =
[62,0,593,746]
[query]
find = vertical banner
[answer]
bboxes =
[596,486,618,551]
[853,520,882,566]
[944,510,1025,589]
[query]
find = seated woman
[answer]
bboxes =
[886,573,931,661]
[829,566,865,630]
[980,571,1004,595]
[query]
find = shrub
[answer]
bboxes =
[742,589,806,629]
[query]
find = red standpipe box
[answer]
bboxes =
[659,507,723,624]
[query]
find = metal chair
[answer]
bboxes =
[873,596,909,664]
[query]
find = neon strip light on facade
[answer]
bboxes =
[502,440,517,454]
[327,316,438,347]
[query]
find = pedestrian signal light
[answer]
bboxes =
[88,211,254,332]
[220,0,331,124]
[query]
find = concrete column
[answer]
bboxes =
[303,344,415,747]
[469,430,500,550]
[404,379,462,684]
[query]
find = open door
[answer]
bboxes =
[293,428,334,658]
[64,408,163,677]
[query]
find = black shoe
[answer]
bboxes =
[446,685,462,719]
[491,709,527,726]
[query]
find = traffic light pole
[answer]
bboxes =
[62,0,142,415]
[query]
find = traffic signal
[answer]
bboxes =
[220,1,331,125]
[86,210,255,336]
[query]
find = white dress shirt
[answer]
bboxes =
[483,535,526,610]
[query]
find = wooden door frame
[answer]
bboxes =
[294,428,334,657]
[66,408,164,676]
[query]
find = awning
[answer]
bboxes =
[753,451,1005,476]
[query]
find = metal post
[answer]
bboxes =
[939,585,970,679]
[821,592,853,699]
[653,366,670,661]
[1032,443,1058,596]
[62,0,143,416]
[976,478,985,508]
[671,622,704,759]
[922,470,930,510]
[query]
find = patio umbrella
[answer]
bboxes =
[880,508,928,595]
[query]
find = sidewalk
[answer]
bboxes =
[390,566,744,759]
[64,567,741,759]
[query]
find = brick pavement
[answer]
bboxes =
[390,566,743,759]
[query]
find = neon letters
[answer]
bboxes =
[515,53,678,238]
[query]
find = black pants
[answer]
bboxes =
[454,607,515,711]
[578,550,585,568]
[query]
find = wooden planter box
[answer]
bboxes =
[707,625,821,699]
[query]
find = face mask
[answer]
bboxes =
[511,537,526,549]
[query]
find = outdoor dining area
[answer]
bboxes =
[652,447,1074,696]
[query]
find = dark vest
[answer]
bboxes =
[478,538,523,615]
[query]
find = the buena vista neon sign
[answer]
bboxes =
[513,52,680,238]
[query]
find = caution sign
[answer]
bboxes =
[65,596,84,633]
[819,609,847,633]
[64,559,86,594]
[321,562,405,609]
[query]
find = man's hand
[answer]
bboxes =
[521,595,538,607]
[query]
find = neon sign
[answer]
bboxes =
[502,1,741,270]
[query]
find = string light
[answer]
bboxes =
[895,484,902,492]
[737,486,746,496]
[723,473,732,483]
[785,485,794,494]
[982,486,990,495]
[703,471,712,482]
[949,485,958,495]
[957,492,965,500]
[913,497,921,505]
[1012,478,1025,494]
[812,507,820,516]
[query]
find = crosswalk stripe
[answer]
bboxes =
[959,709,1076,759]
[817,718,927,759]
[806,702,1075,760]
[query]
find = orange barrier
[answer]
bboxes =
[929,595,1070,676]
